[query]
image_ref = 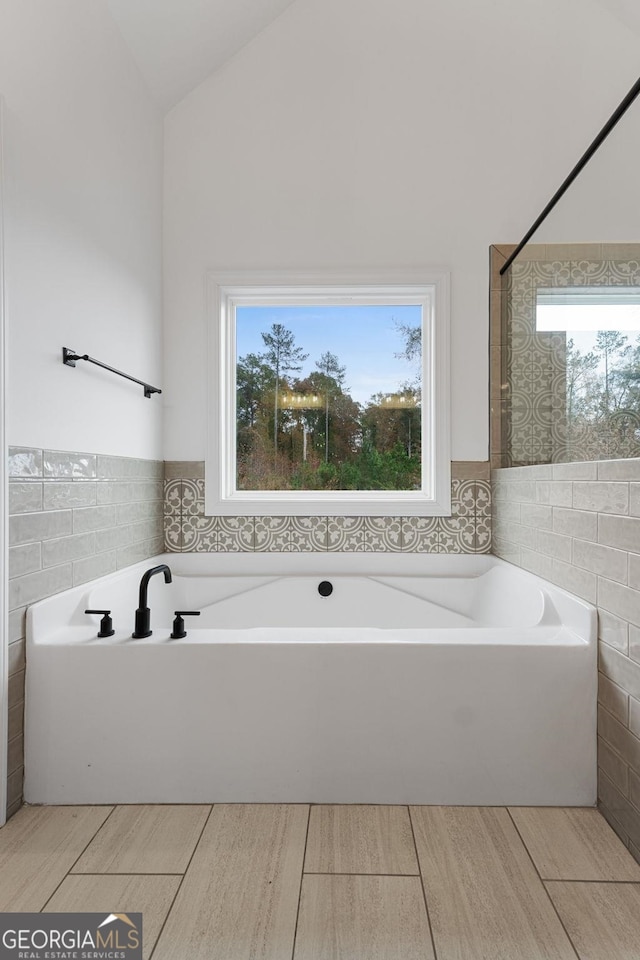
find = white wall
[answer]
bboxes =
[0,0,163,458]
[163,0,640,462]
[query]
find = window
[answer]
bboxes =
[206,271,450,516]
[536,285,640,454]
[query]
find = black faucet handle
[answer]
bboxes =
[85,609,115,638]
[171,610,201,639]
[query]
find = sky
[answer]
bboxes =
[236,304,422,406]
[535,302,640,368]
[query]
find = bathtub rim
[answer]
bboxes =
[26,551,597,649]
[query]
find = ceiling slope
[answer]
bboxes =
[105,0,297,111]
[590,0,640,36]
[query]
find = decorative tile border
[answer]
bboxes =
[164,465,492,554]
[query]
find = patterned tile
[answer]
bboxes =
[495,251,640,469]
[163,465,491,555]
[451,479,476,517]
[289,517,328,551]
[401,517,440,553]
[182,478,204,517]
[254,516,328,551]
[164,513,183,552]
[255,517,289,552]
[212,517,255,552]
[440,516,476,553]
[164,480,182,517]
[327,517,402,552]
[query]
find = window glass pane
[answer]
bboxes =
[235,304,422,491]
[535,286,640,457]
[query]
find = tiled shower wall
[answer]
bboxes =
[6,447,164,818]
[163,462,492,553]
[490,243,640,469]
[492,446,640,862]
[491,243,640,864]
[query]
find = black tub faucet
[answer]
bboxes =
[132,564,172,638]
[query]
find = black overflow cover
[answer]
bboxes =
[318,580,333,597]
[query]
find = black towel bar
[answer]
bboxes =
[62,347,162,398]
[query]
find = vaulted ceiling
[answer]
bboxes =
[106,0,640,114]
[591,0,640,37]
[105,0,296,111]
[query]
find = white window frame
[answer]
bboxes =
[206,270,450,516]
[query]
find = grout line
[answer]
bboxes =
[303,871,421,877]
[408,806,439,960]
[506,809,581,960]
[68,872,186,877]
[148,805,214,960]
[290,805,311,960]
[543,878,640,885]
[39,805,118,912]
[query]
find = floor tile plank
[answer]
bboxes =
[509,808,640,881]
[152,804,308,960]
[44,874,181,960]
[411,806,576,960]
[0,805,112,911]
[72,804,210,874]
[304,805,418,875]
[294,875,434,960]
[546,881,640,960]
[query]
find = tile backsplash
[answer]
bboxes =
[6,446,164,819]
[164,462,492,554]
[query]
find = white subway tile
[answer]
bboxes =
[552,559,596,603]
[519,548,553,580]
[598,459,640,481]
[535,481,573,506]
[536,529,572,562]
[553,507,598,541]
[519,503,553,530]
[573,482,629,515]
[598,578,640,629]
[599,644,640,701]
[599,671,629,723]
[630,697,640,739]
[553,461,598,480]
[598,514,640,553]
[573,539,627,583]
[598,609,629,654]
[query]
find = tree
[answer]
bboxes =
[261,323,308,454]
[566,338,598,424]
[594,331,632,416]
[394,318,422,384]
[315,351,347,462]
[236,353,275,430]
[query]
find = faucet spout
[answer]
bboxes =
[133,564,172,638]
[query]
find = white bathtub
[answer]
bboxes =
[24,553,597,806]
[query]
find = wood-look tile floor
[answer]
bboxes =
[1,803,640,960]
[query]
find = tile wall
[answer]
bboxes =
[7,447,164,818]
[490,243,640,469]
[492,242,640,864]
[163,461,492,554]
[492,460,640,863]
